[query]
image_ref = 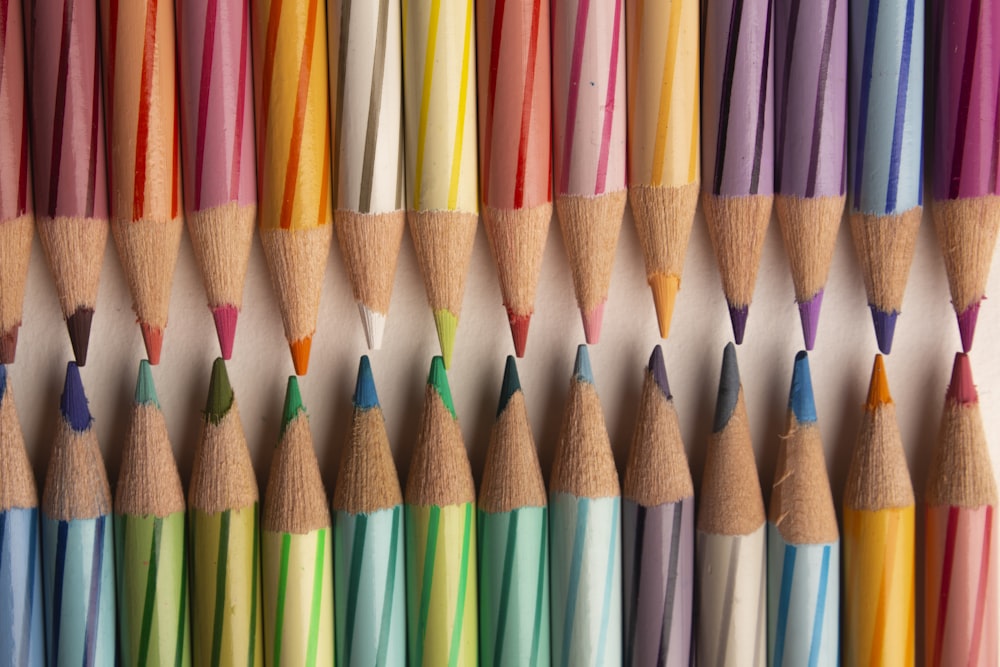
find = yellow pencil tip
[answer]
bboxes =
[649,273,680,339]
[866,354,892,409]
[434,310,458,369]
[290,337,312,376]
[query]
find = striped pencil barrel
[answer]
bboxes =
[476,0,552,356]
[847,0,924,354]
[402,0,479,367]
[551,0,627,344]
[766,352,839,666]
[333,357,406,666]
[0,0,33,365]
[0,367,44,666]
[625,0,700,340]
[114,360,190,666]
[622,345,694,667]
[696,343,766,666]
[262,378,334,666]
[843,355,915,665]
[549,345,622,667]
[478,357,550,666]
[701,0,774,343]
[41,363,116,665]
[405,357,478,666]
[925,353,998,666]
[931,0,1000,351]
[188,359,263,665]
[25,0,108,366]
[99,0,183,365]
[328,0,406,351]
[773,0,847,350]
[176,0,257,360]
[251,0,333,376]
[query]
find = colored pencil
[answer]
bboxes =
[99,0,183,365]
[176,0,257,360]
[766,352,839,666]
[622,345,693,667]
[41,363,116,665]
[25,0,108,366]
[931,0,1000,352]
[696,343,766,666]
[773,0,847,350]
[478,356,550,666]
[477,0,552,356]
[549,345,622,666]
[329,0,406,351]
[404,356,478,666]
[251,0,333,376]
[188,359,263,665]
[701,0,774,343]
[114,360,191,666]
[0,0,33,365]
[0,366,45,666]
[847,0,924,354]
[551,0,627,343]
[333,356,406,667]
[925,353,997,666]
[262,377,334,666]
[625,0,700,339]
[402,0,479,367]
[843,354,915,665]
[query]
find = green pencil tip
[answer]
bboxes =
[497,356,521,418]
[433,310,458,368]
[205,358,234,424]
[281,376,306,435]
[135,360,160,408]
[428,356,456,419]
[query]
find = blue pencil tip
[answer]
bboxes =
[789,351,818,423]
[61,362,92,432]
[648,345,671,399]
[713,343,740,432]
[353,356,379,410]
[870,306,898,354]
[497,356,521,418]
[0,365,6,401]
[135,360,160,408]
[574,345,594,384]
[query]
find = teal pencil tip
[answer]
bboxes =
[497,356,521,418]
[205,358,234,424]
[789,351,818,423]
[353,356,380,410]
[281,376,305,435]
[428,356,456,419]
[574,345,594,384]
[0,364,6,401]
[134,359,160,408]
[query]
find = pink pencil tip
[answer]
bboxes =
[946,352,978,405]
[140,323,164,366]
[212,305,239,360]
[582,302,606,344]
[507,309,531,358]
[957,302,980,353]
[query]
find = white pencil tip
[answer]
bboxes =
[359,303,387,350]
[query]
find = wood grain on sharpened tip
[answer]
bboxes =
[177,0,257,361]
[41,364,116,666]
[773,0,847,351]
[696,343,766,667]
[405,357,478,667]
[0,367,45,666]
[477,0,552,357]
[25,0,109,366]
[252,0,334,376]
[843,355,915,666]
[701,0,774,344]
[925,353,998,667]
[625,0,700,340]
[99,0,183,365]
[622,346,694,667]
[188,359,263,666]
[333,356,406,667]
[329,0,406,351]
[114,360,190,667]
[402,0,479,367]
[262,378,334,666]
[931,0,1000,352]
[478,357,550,667]
[767,352,839,667]
[847,0,924,355]
[549,346,622,667]
[0,0,33,365]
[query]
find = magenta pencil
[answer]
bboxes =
[177,0,257,360]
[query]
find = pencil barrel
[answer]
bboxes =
[0,508,44,666]
[334,507,406,667]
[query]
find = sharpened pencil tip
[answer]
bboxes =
[798,290,823,351]
[648,345,671,399]
[650,273,679,339]
[61,362,92,432]
[281,376,305,434]
[135,360,159,408]
[497,356,521,418]
[573,345,594,384]
[141,323,164,365]
[428,356,456,419]
[957,302,979,353]
[946,353,977,405]
[290,337,312,376]
[507,309,531,358]
[212,305,238,360]
[353,356,379,410]
[870,306,898,354]
[0,326,19,364]
[433,310,459,369]
[0,364,7,401]
[714,343,740,432]
[67,308,94,366]
[728,303,749,344]
[789,352,817,423]
[582,302,605,344]
[206,358,234,423]
[359,304,386,350]
[866,354,892,409]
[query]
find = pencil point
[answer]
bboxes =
[353,356,379,410]
[573,344,594,384]
[649,273,680,338]
[135,360,160,408]
[67,308,94,366]
[870,306,898,354]
[798,290,823,351]
[728,302,749,344]
[141,323,164,365]
[206,358,234,424]
[281,376,305,434]
[648,344,671,399]
[497,356,521,418]
[428,356,456,418]
[0,326,19,364]
[61,362,92,432]
[212,305,238,360]
[507,309,531,358]
[290,337,312,376]
[946,352,977,405]
[0,364,8,400]
[865,354,893,409]
[957,302,979,353]
[789,351,817,423]
[582,302,605,344]
[714,343,740,432]
[433,309,458,369]
[359,304,386,350]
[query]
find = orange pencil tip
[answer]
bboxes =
[141,323,163,366]
[290,337,312,376]
[865,354,892,409]
[649,273,680,339]
[507,310,531,358]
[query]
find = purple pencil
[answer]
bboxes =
[702,0,775,343]
[623,345,694,667]
[773,0,847,350]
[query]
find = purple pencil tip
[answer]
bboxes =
[798,290,824,351]
[728,303,749,344]
[870,306,898,354]
[647,345,671,399]
[957,302,980,353]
